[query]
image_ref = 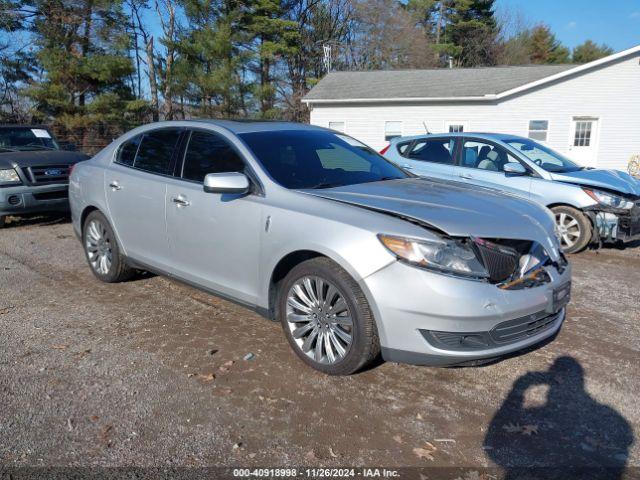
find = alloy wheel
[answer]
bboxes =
[285,276,353,365]
[555,212,582,250]
[85,219,113,275]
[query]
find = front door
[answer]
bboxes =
[455,138,532,199]
[568,117,599,168]
[165,129,262,305]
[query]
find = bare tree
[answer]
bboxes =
[155,0,178,120]
[343,0,437,70]
[128,0,159,121]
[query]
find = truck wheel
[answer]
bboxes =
[277,257,380,375]
[552,206,592,254]
[82,210,135,282]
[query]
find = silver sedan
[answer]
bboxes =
[70,121,571,375]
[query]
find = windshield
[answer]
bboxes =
[0,127,60,152]
[239,130,408,189]
[504,138,581,173]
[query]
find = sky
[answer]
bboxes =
[497,0,640,52]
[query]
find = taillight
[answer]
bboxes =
[68,164,76,176]
[379,144,390,155]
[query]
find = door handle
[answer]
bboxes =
[459,173,473,179]
[171,195,190,207]
[109,181,122,191]
[402,164,413,170]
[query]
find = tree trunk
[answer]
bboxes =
[78,0,93,108]
[145,36,159,122]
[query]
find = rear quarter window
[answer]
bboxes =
[397,142,411,157]
[115,135,142,166]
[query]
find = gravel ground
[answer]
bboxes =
[0,215,639,478]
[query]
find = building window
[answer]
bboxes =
[328,121,345,133]
[573,121,592,147]
[384,121,402,141]
[444,121,469,133]
[528,120,549,142]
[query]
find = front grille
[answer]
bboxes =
[33,189,68,201]
[490,310,561,344]
[619,206,640,237]
[28,165,71,184]
[473,239,520,282]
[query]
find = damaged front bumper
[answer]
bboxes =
[361,257,571,367]
[586,203,640,244]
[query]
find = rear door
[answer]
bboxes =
[399,137,457,180]
[105,128,183,269]
[164,129,263,305]
[455,137,532,198]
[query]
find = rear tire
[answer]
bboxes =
[551,206,592,254]
[277,257,380,375]
[82,210,135,283]
[0,216,5,228]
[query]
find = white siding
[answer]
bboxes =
[309,54,640,171]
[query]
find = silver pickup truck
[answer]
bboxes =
[0,125,88,227]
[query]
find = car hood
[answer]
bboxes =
[303,178,560,258]
[0,150,89,169]
[550,169,640,196]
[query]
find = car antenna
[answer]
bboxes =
[423,121,431,134]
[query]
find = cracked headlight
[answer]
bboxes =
[583,188,634,209]
[378,234,489,279]
[0,168,21,186]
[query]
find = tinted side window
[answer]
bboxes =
[133,129,181,175]
[408,139,455,165]
[116,135,142,166]
[182,131,245,182]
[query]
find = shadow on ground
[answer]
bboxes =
[484,356,633,480]
[2,213,70,229]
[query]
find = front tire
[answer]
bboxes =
[82,210,134,283]
[552,206,592,254]
[277,257,380,375]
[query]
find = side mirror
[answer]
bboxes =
[203,172,250,194]
[503,162,527,176]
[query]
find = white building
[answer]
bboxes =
[303,45,640,171]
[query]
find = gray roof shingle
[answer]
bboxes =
[303,64,576,101]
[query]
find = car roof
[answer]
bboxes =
[144,119,328,135]
[390,132,529,143]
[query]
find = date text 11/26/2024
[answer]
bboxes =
[232,468,400,478]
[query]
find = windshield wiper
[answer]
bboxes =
[309,182,343,189]
[20,143,56,151]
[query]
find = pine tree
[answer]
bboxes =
[174,0,252,118]
[23,0,141,142]
[527,24,570,64]
[572,40,613,64]
[245,0,299,118]
[447,0,498,66]
[406,0,499,67]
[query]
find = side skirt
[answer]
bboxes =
[123,256,272,320]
